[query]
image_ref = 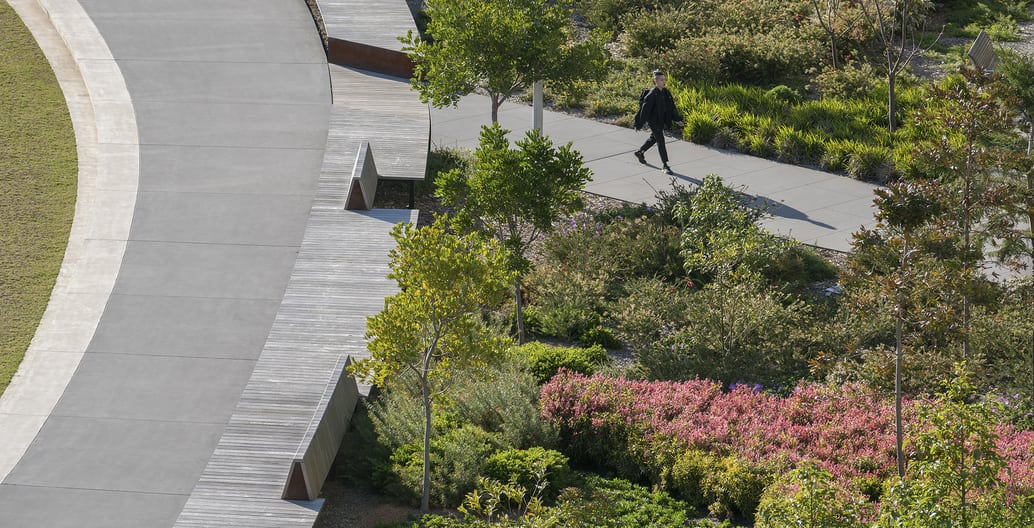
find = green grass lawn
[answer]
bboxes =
[0,3,77,395]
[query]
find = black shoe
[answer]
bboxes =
[663,165,673,175]
[634,150,646,164]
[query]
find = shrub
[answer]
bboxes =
[755,462,872,528]
[555,475,694,526]
[392,425,503,508]
[579,325,621,349]
[676,174,792,283]
[765,84,802,104]
[447,359,559,449]
[811,62,879,100]
[483,447,573,499]
[630,283,812,385]
[663,447,719,512]
[611,277,693,357]
[763,244,837,289]
[526,265,608,342]
[662,32,822,86]
[513,341,610,384]
[702,454,773,521]
[368,381,427,451]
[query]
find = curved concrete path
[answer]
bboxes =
[0,0,331,526]
[431,96,880,252]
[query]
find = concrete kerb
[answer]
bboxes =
[0,0,138,481]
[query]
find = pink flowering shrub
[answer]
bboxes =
[540,370,1034,496]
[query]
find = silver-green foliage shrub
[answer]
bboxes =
[391,425,503,508]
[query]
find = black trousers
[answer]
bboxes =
[639,124,668,164]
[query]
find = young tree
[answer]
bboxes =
[402,0,608,123]
[995,51,1034,274]
[351,216,513,512]
[916,68,1020,358]
[997,50,1034,406]
[436,124,591,343]
[860,0,938,132]
[811,0,866,69]
[850,179,947,476]
[876,364,1029,528]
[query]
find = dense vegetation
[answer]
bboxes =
[0,4,77,395]
[553,0,1033,182]
[319,1,1034,526]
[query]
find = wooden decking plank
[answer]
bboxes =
[315,0,417,52]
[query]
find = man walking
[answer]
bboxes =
[634,69,682,175]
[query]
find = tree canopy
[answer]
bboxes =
[351,217,513,511]
[402,0,608,122]
[437,124,592,341]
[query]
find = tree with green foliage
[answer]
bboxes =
[849,179,948,476]
[916,68,1020,358]
[401,0,608,123]
[351,217,513,512]
[437,124,592,343]
[996,50,1034,406]
[876,364,1032,528]
[996,50,1034,274]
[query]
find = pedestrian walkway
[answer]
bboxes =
[431,95,881,252]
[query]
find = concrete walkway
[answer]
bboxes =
[0,1,331,526]
[431,95,881,252]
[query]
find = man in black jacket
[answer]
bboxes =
[634,70,682,175]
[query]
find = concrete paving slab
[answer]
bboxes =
[114,60,331,105]
[51,239,127,295]
[0,485,186,528]
[78,0,313,21]
[3,416,223,494]
[84,18,324,63]
[87,295,279,360]
[22,292,108,353]
[111,242,300,300]
[69,189,137,239]
[52,354,256,422]
[137,145,323,195]
[432,94,880,251]
[0,351,83,416]
[134,101,330,149]
[129,192,313,246]
[0,415,47,481]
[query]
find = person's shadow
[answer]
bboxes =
[649,168,837,231]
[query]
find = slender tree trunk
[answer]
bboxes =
[491,95,501,124]
[963,143,973,360]
[896,311,904,478]
[420,366,432,512]
[895,242,906,478]
[831,35,839,70]
[888,70,897,133]
[515,277,525,344]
